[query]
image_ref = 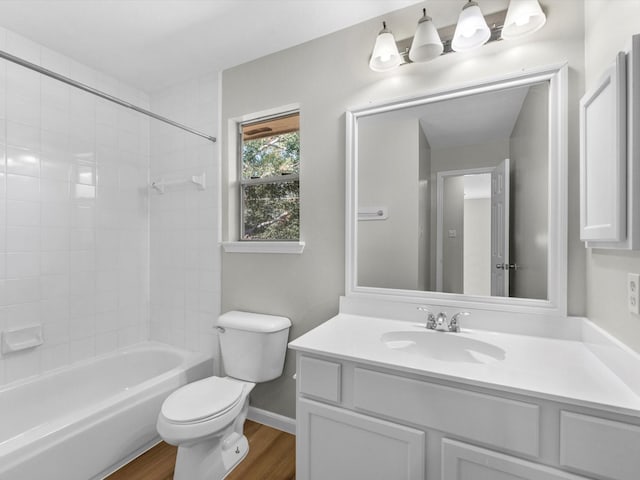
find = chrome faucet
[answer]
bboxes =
[417,307,469,332]
[417,307,437,329]
[448,311,470,333]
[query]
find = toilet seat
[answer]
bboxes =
[161,377,245,425]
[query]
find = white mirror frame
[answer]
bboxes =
[345,64,568,317]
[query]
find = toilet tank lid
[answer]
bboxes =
[218,310,291,333]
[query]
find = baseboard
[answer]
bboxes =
[247,406,296,435]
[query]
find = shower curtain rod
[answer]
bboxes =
[0,49,217,143]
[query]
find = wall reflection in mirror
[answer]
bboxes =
[357,81,549,300]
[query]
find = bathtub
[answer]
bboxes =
[0,341,212,480]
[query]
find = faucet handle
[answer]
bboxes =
[449,311,470,332]
[417,306,437,329]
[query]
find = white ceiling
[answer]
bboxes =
[0,0,423,92]
[419,85,530,150]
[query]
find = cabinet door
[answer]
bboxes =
[442,439,589,480]
[580,51,627,243]
[297,398,425,480]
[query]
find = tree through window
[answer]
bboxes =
[240,112,300,241]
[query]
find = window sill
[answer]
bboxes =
[222,241,306,254]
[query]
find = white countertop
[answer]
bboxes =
[289,313,640,417]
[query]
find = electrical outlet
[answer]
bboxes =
[628,273,640,314]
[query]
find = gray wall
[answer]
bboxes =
[584,1,640,351]
[357,113,422,290]
[464,198,491,296]
[220,0,586,419]
[509,84,549,299]
[418,129,431,291]
[442,176,464,293]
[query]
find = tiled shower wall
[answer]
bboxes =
[0,29,150,386]
[149,73,220,358]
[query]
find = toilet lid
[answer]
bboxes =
[161,377,245,424]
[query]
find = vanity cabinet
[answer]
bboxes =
[297,399,426,480]
[296,352,640,480]
[442,440,587,480]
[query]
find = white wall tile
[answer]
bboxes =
[40,297,69,324]
[149,74,220,357]
[6,302,39,329]
[40,274,69,299]
[7,149,40,178]
[7,200,40,226]
[4,348,40,383]
[69,337,94,363]
[6,174,38,202]
[41,252,69,275]
[6,121,40,150]
[41,343,69,372]
[7,227,40,252]
[6,63,40,99]
[5,277,40,304]
[40,227,69,251]
[6,252,39,278]
[41,202,71,228]
[95,331,117,355]
[7,93,40,127]
[40,179,70,203]
[42,319,69,346]
[0,27,164,387]
[41,105,69,134]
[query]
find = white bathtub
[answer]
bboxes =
[0,341,212,480]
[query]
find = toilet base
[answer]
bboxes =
[173,432,249,480]
[221,434,249,478]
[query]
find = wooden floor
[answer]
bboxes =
[106,420,295,480]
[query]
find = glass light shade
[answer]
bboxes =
[409,13,443,63]
[502,0,546,39]
[451,1,491,52]
[369,24,402,72]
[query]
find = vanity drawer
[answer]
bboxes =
[560,411,640,480]
[353,368,540,457]
[299,356,342,403]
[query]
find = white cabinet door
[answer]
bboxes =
[442,439,589,480]
[580,51,627,243]
[296,398,425,480]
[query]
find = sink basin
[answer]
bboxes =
[381,330,506,364]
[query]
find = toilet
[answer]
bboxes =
[156,310,291,480]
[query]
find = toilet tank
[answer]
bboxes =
[217,311,291,382]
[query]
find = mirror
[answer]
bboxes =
[346,66,567,315]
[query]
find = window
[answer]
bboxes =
[239,111,300,241]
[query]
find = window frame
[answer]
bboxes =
[237,109,301,243]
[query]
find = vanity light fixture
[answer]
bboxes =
[369,21,402,72]
[408,8,443,62]
[451,0,491,52]
[501,0,547,39]
[369,1,548,72]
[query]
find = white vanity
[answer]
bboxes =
[289,305,640,480]
[289,60,640,479]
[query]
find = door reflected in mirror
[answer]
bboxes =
[356,81,549,300]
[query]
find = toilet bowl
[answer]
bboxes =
[156,311,291,480]
[157,376,255,479]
